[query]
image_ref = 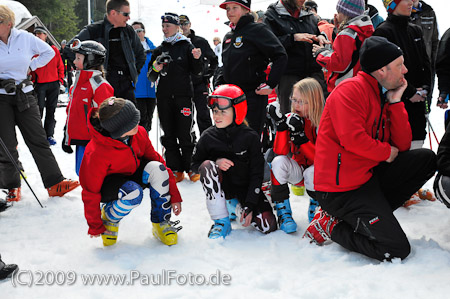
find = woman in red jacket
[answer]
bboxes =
[79,98,182,247]
[267,78,324,233]
[63,39,114,175]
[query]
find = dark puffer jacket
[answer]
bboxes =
[374,14,431,141]
[264,2,322,77]
[148,39,203,98]
[217,14,287,93]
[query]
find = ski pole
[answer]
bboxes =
[0,137,43,208]
[428,118,432,150]
[425,115,440,145]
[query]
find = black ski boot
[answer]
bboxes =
[0,255,18,280]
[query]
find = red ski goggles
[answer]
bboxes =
[207,94,246,110]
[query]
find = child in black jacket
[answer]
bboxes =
[191,84,277,239]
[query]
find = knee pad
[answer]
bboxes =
[143,161,170,196]
[118,181,143,205]
[104,181,143,222]
[199,160,224,200]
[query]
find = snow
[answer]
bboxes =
[2,0,450,298]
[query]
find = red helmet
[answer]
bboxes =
[208,84,247,125]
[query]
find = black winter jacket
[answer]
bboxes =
[191,124,264,209]
[374,14,432,140]
[74,15,146,84]
[410,1,439,68]
[187,30,218,86]
[264,2,322,77]
[437,28,450,96]
[217,14,287,93]
[148,39,203,98]
[437,122,450,176]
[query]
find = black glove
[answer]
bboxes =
[286,113,308,146]
[438,92,449,105]
[61,130,73,154]
[155,52,173,65]
[267,101,288,131]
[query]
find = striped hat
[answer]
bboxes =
[336,0,365,18]
[383,0,402,14]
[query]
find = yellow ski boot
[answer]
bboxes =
[152,220,182,246]
[101,206,119,246]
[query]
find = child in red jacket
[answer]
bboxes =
[267,78,324,233]
[79,97,182,247]
[63,39,114,175]
[312,0,373,92]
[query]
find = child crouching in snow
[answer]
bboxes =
[191,84,277,239]
[79,97,182,246]
[267,78,324,234]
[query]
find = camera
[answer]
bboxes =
[0,79,16,94]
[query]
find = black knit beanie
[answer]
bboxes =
[99,98,140,139]
[161,12,180,25]
[360,36,403,74]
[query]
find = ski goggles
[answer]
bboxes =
[70,39,104,56]
[70,39,82,51]
[207,94,246,110]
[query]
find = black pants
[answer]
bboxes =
[136,97,156,132]
[106,71,136,104]
[157,94,195,172]
[192,83,212,135]
[244,92,268,136]
[317,149,436,261]
[36,81,60,138]
[0,93,64,189]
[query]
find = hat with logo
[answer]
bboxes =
[219,0,251,10]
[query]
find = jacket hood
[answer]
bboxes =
[345,14,375,38]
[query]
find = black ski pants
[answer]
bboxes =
[244,92,268,136]
[136,97,156,132]
[35,81,59,138]
[157,94,195,173]
[106,70,136,104]
[316,149,437,261]
[0,93,64,189]
[192,83,212,135]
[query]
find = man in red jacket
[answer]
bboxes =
[33,26,64,146]
[304,36,436,261]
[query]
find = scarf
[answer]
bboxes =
[164,32,189,45]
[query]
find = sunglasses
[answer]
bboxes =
[135,28,144,33]
[208,94,245,110]
[115,10,130,17]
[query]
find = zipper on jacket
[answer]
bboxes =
[336,153,341,186]
[380,119,386,142]
[127,141,138,168]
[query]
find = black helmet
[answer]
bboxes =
[70,39,106,69]
[433,173,450,208]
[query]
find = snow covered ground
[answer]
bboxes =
[2,0,450,298]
